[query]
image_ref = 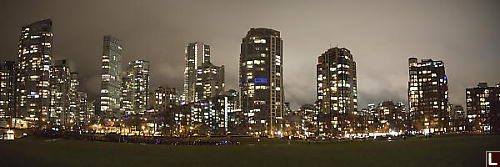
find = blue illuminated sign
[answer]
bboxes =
[255,78,267,83]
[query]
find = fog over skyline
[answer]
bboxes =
[1,0,499,109]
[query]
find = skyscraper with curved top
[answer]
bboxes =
[316,47,358,136]
[240,28,284,137]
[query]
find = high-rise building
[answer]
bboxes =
[121,75,133,115]
[282,105,303,137]
[86,100,96,126]
[240,28,284,137]
[49,60,72,129]
[206,96,226,135]
[223,89,243,135]
[151,86,178,112]
[466,83,500,133]
[283,102,292,117]
[202,90,241,135]
[195,63,225,101]
[299,104,318,137]
[173,104,192,136]
[0,61,16,121]
[100,36,123,118]
[121,60,150,115]
[408,58,449,134]
[76,92,94,130]
[183,42,210,103]
[16,19,53,128]
[448,104,466,132]
[191,63,224,128]
[360,104,378,133]
[69,72,80,129]
[316,47,358,136]
[182,42,225,134]
[376,101,407,134]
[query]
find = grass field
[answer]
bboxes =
[1,135,499,167]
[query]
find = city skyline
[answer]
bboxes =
[1,2,500,166]
[1,0,500,109]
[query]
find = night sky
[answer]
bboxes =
[1,0,499,109]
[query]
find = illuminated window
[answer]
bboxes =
[254,39,266,43]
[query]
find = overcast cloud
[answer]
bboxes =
[1,0,499,109]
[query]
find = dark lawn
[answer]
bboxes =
[1,135,499,167]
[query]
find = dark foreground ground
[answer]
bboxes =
[1,135,499,167]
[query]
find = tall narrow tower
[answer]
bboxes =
[49,60,72,129]
[239,28,284,137]
[183,42,210,103]
[100,36,123,118]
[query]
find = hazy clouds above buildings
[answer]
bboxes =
[1,0,499,109]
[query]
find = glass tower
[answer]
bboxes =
[183,42,211,103]
[121,60,150,115]
[100,36,123,118]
